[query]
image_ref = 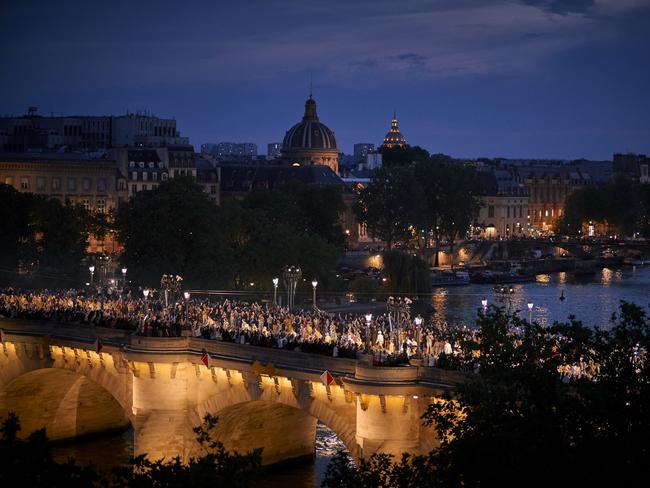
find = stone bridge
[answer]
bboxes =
[0,320,464,465]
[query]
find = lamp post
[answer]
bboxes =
[283,266,302,310]
[481,298,488,312]
[527,302,534,323]
[121,267,127,288]
[364,313,372,354]
[89,266,95,286]
[387,296,411,354]
[184,291,191,323]
[272,277,279,305]
[311,280,318,309]
[143,288,150,312]
[414,316,423,357]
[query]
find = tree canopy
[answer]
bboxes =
[0,183,93,287]
[324,302,650,487]
[557,177,650,237]
[354,160,482,257]
[115,177,344,291]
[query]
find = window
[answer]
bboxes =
[52,177,61,190]
[4,176,13,186]
[161,173,168,181]
[129,161,135,168]
[20,177,29,190]
[97,178,107,192]
[131,184,137,193]
[152,172,158,181]
[82,178,92,191]
[148,162,154,168]
[97,199,106,214]
[67,178,76,191]
[82,199,91,211]
[139,162,145,168]
[210,185,217,194]
[142,171,148,181]
[132,171,138,181]
[158,162,164,168]
[36,177,46,191]
[488,205,495,218]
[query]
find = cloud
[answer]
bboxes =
[1,0,649,89]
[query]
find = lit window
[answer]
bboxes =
[97,199,106,213]
[20,177,29,190]
[3,176,13,186]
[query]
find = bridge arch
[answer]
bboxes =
[190,383,357,465]
[0,368,130,441]
[0,341,133,442]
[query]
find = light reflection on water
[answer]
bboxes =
[428,266,650,328]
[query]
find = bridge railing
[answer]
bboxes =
[1,320,467,388]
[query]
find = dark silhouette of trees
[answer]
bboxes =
[323,302,650,487]
[0,412,262,488]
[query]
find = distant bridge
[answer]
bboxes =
[0,320,464,465]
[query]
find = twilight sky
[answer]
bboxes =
[1,0,649,159]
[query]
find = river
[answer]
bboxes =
[51,265,650,486]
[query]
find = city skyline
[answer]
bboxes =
[1,0,649,159]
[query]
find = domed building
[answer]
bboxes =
[282,96,339,174]
[382,112,407,148]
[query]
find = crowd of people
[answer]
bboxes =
[0,288,466,368]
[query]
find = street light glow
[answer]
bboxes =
[272,277,279,287]
[365,313,372,324]
[528,302,534,311]
[312,280,318,289]
[89,266,95,273]
[184,291,190,300]
[143,289,149,298]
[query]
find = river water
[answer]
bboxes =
[51,265,650,486]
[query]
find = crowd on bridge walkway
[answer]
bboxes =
[0,288,480,368]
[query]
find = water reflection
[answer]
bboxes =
[428,266,650,329]
[52,422,348,488]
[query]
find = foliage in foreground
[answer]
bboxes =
[323,301,650,487]
[0,413,261,488]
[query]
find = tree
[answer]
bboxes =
[380,145,431,167]
[243,181,346,249]
[354,167,416,250]
[324,302,650,487]
[116,177,233,288]
[0,184,93,286]
[0,412,104,488]
[435,164,482,268]
[0,412,262,488]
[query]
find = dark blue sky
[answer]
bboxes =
[1,0,649,159]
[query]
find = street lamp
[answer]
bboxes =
[143,288,150,312]
[481,298,488,311]
[311,280,318,308]
[89,266,95,285]
[527,302,534,323]
[184,291,191,323]
[283,266,302,310]
[272,277,279,305]
[122,267,127,287]
[414,316,423,357]
[364,313,372,354]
